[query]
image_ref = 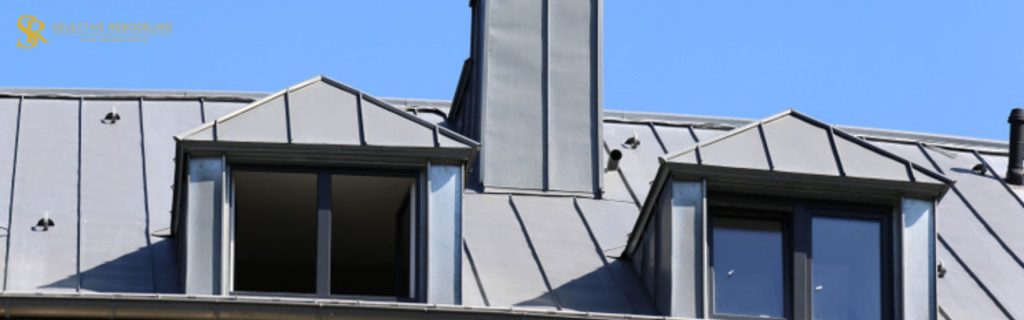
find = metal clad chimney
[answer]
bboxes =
[453,0,603,195]
[1007,108,1024,185]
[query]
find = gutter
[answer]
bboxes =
[0,292,689,320]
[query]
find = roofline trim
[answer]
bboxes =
[0,292,691,320]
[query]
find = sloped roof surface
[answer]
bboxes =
[0,87,1020,319]
[665,110,947,186]
[179,76,476,151]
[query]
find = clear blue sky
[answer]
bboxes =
[2,1,1022,140]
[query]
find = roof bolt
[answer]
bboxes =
[31,211,55,232]
[970,163,986,175]
[101,106,121,124]
[622,132,640,150]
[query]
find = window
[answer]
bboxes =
[231,167,418,300]
[709,199,893,320]
[810,215,886,320]
[711,211,788,319]
[234,171,318,293]
[330,174,415,297]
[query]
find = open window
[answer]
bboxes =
[231,167,418,300]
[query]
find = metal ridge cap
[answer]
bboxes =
[603,109,1008,153]
[0,87,268,101]
[837,125,1008,153]
[603,109,752,127]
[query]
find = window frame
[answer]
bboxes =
[707,192,897,320]
[708,208,792,320]
[226,163,424,302]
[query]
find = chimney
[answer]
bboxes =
[451,0,603,195]
[1007,108,1024,185]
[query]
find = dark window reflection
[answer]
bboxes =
[713,216,785,318]
[812,216,881,320]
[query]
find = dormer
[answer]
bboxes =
[624,110,950,320]
[170,76,478,304]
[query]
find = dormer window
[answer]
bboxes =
[625,111,948,319]
[231,168,417,299]
[171,76,478,304]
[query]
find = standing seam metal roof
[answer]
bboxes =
[0,88,1019,319]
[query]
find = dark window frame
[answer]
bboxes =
[707,192,896,320]
[708,208,792,320]
[227,163,424,302]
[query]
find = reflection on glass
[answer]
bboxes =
[713,217,785,318]
[812,216,881,320]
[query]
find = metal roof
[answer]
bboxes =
[0,88,1020,319]
[177,76,477,151]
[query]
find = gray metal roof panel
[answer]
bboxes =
[201,101,248,122]
[462,193,559,310]
[697,123,773,170]
[7,99,80,291]
[651,125,699,155]
[79,100,152,293]
[508,196,635,313]
[0,98,20,289]
[214,95,289,143]
[286,81,362,145]
[761,115,839,176]
[936,244,1011,319]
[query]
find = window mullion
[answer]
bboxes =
[316,171,332,297]
[792,205,811,320]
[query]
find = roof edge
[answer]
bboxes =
[0,87,1005,152]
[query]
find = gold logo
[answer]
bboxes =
[17,15,47,49]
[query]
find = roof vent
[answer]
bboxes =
[622,133,640,150]
[606,149,623,172]
[1007,108,1024,185]
[32,212,54,232]
[101,106,121,124]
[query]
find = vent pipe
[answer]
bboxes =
[606,149,622,172]
[1007,108,1024,185]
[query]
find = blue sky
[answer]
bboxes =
[1,1,1022,140]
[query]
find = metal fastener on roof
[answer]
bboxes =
[101,105,121,124]
[971,163,986,175]
[31,212,55,232]
[622,132,640,150]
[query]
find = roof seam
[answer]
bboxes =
[2,96,24,291]
[937,235,1015,319]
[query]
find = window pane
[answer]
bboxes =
[812,216,882,320]
[712,217,785,318]
[331,174,415,296]
[234,171,317,293]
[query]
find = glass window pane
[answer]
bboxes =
[712,216,786,318]
[331,174,415,296]
[812,216,882,320]
[234,171,318,293]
